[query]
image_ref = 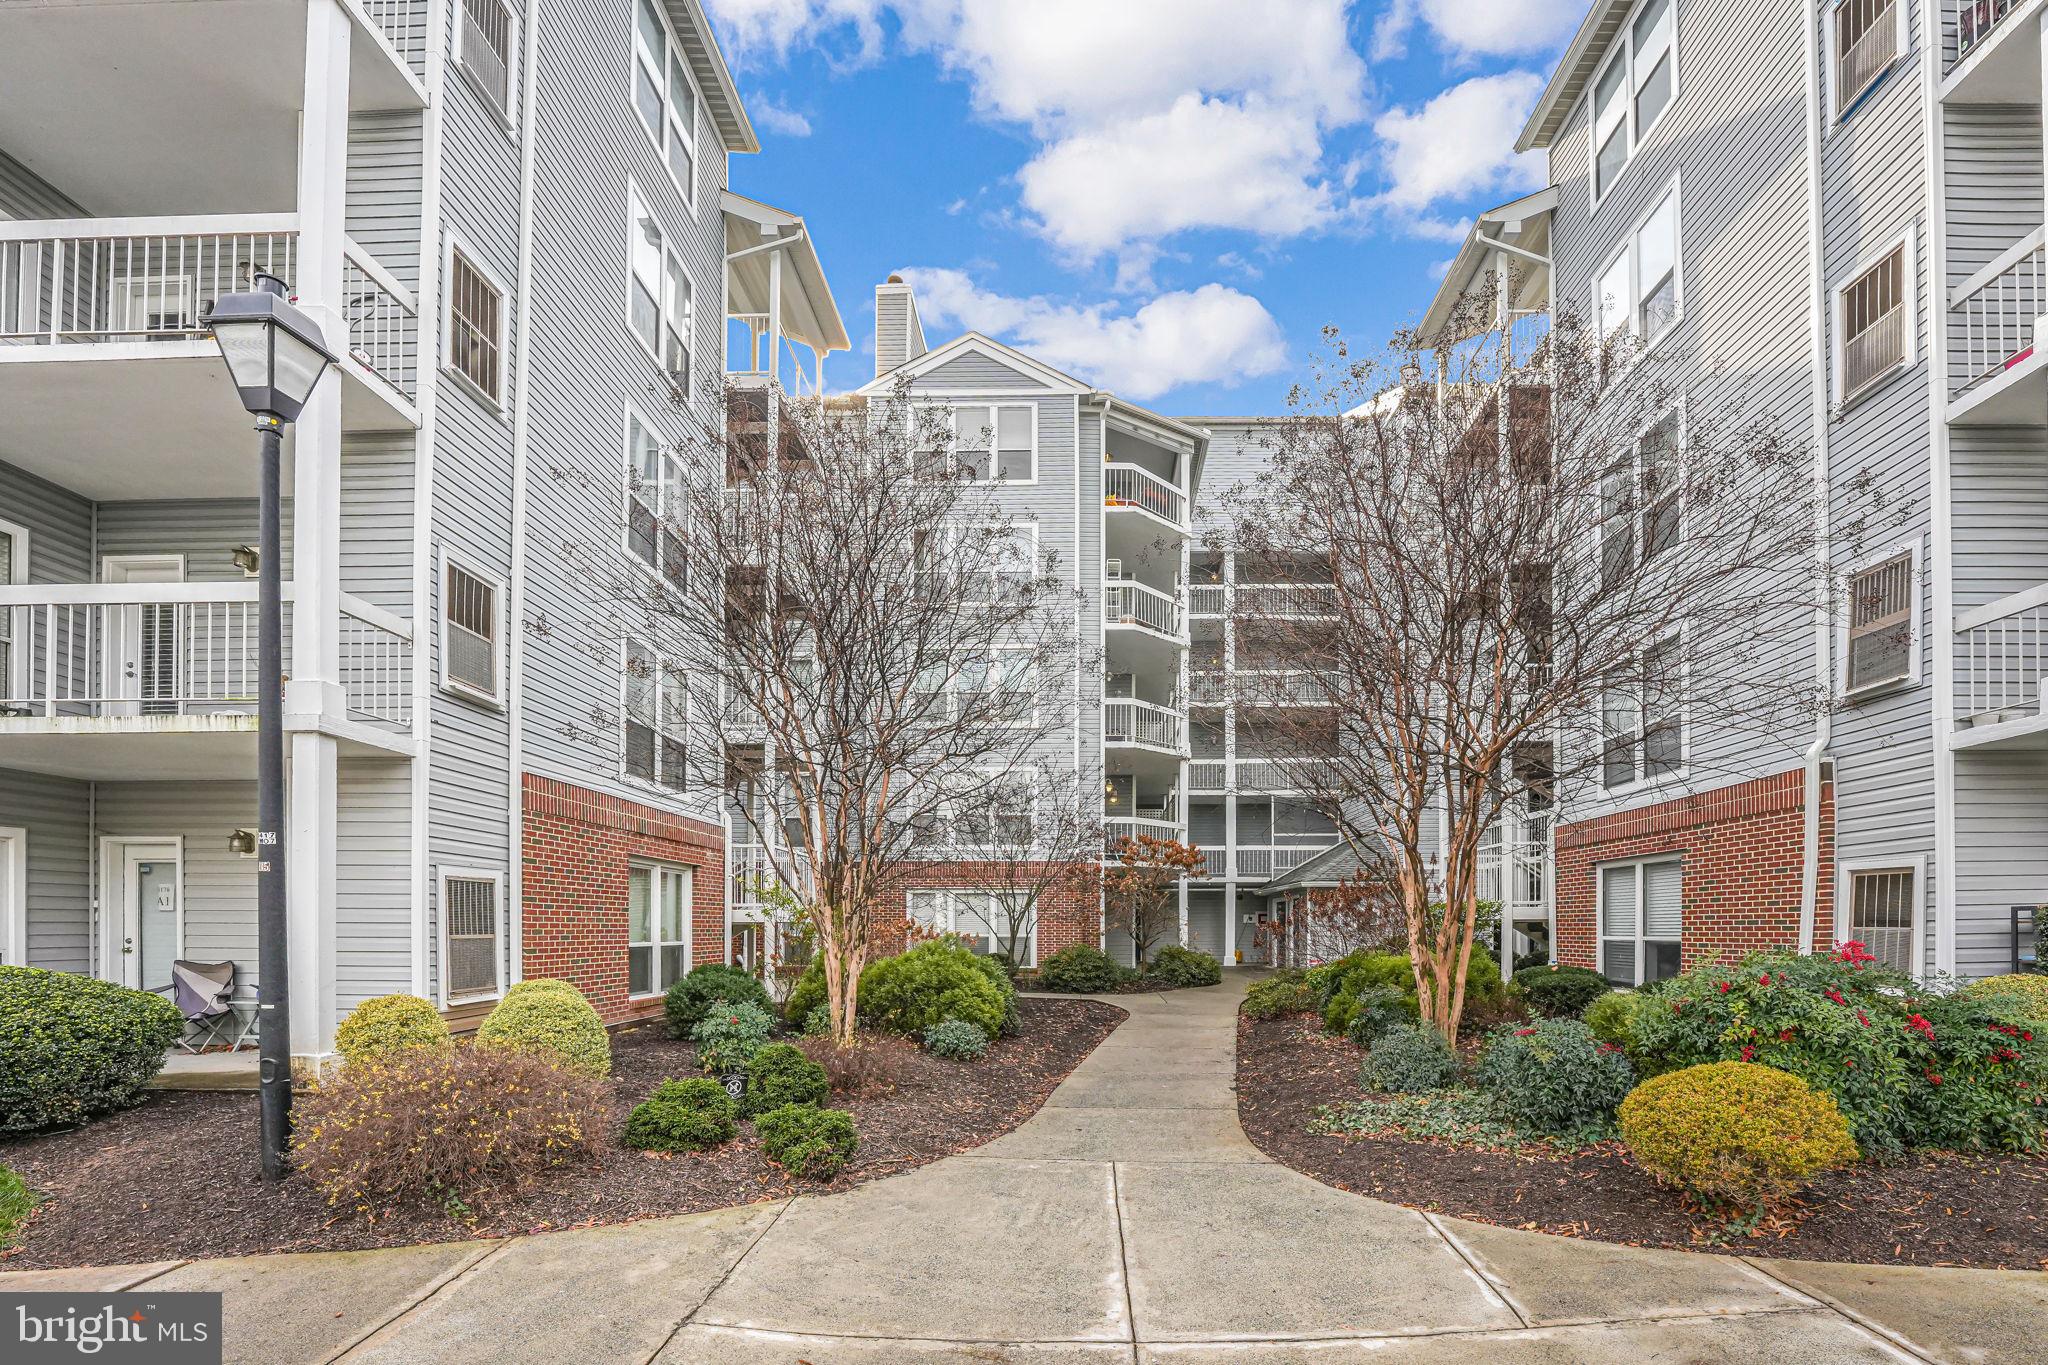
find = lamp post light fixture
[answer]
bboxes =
[208,272,335,1183]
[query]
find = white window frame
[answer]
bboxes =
[621,636,691,793]
[1827,0,1907,125]
[623,403,686,590]
[949,403,1039,485]
[1593,177,1683,354]
[628,860,694,998]
[0,518,28,706]
[438,547,506,706]
[1599,630,1686,793]
[439,866,506,1005]
[1597,854,1683,987]
[1831,228,1918,410]
[1837,854,1923,977]
[1838,535,1922,698]
[453,0,520,128]
[908,887,1037,967]
[625,179,696,393]
[1595,407,1686,588]
[0,826,26,968]
[630,0,701,212]
[442,233,510,411]
[1588,0,1680,210]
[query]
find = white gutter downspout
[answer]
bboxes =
[1798,0,1832,954]
[505,0,544,984]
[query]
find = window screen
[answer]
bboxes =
[445,876,500,999]
[1848,867,1916,972]
[444,561,498,697]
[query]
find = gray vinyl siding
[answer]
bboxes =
[341,435,417,615]
[94,780,259,978]
[1186,887,1226,958]
[94,501,295,580]
[512,0,726,831]
[0,146,84,220]
[347,111,427,289]
[338,758,414,1007]
[0,768,91,970]
[920,353,1056,389]
[0,460,92,582]
[1952,749,2048,977]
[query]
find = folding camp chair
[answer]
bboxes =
[164,959,250,1053]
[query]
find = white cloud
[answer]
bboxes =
[901,268,1288,400]
[749,96,813,136]
[1372,72,1545,215]
[703,0,884,63]
[1373,0,1582,60]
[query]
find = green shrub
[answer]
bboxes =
[801,1004,833,1037]
[1895,987,2048,1152]
[1305,951,1404,1011]
[294,1044,603,1214]
[0,965,184,1134]
[783,956,828,1026]
[743,1043,830,1116]
[1474,1018,1634,1135]
[1038,944,1131,993]
[757,1103,859,1179]
[0,1165,35,1250]
[1342,986,1412,1048]
[1619,1061,1859,1209]
[1963,974,2048,1021]
[1150,945,1222,988]
[859,940,1008,1040]
[957,946,1022,1035]
[1512,965,1612,1018]
[1361,1024,1459,1094]
[923,1018,991,1060]
[624,1075,738,1153]
[334,994,451,1066]
[1241,971,1314,1020]
[665,964,773,1040]
[1582,991,1644,1053]
[690,999,776,1074]
[475,980,611,1078]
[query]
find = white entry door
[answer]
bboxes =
[105,839,182,992]
[101,555,184,716]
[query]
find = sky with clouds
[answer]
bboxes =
[711,0,1583,413]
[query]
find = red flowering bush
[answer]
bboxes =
[1897,989,2048,1152]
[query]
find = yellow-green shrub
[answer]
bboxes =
[1619,1062,1858,1209]
[476,979,611,1078]
[334,994,451,1066]
[1963,974,2048,1021]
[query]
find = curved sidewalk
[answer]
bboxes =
[6,975,2044,1363]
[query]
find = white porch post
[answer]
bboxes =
[286,0,351,1059]
[766,236,783,386]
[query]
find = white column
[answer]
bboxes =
[287,0,352,1058]
[766,235,783,386]
[1222,549,1238,964]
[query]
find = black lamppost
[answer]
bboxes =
[208,272,335,1182]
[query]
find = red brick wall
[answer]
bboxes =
[870,860,1103,963]
[521,774,726,1025]
[1555,766,1834,973]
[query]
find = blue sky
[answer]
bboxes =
[708,0,1583,415]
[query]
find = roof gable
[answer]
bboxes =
[855,332,1091,396]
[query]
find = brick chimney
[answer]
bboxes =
[874,274,927,379]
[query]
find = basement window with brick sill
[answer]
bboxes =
[442,870,504,1003]
[629,862,693,995]
[1599,856,1681,987]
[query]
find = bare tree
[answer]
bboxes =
[1225,299,1834,1039]
[946,764,1103,969]
[537,380,1082,1044]
[1102,834,1207,968]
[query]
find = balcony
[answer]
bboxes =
[1103,698,1185,755]
[1104,814,1182,851]
[1104,580,1183,638]
[1187,759,1225,791]
[0,216,419,497]
[1947,227,2046,424]
[1953,582,2048,747]
[1104,463,1187,530]
[729,842,812,923]
[1192,670,1335,708]
[1188,584,1225,618]
[1235,583,1339,618]
[1944,0,2043,101]
[0,0,425,219]
[1229,843,1338,882]
[0,583,411,778]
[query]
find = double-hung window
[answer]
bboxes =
[1844,544,1917,694]
[1836,237,1913,407]
[1599,857,1682,986]
[456,0,516,121]
[950,405,1035,483]
[632,0,698,202]
[1833,0,1902,119]
[626,182,692,386]
[628,862,692,995]
[0,522,23,705]
[447,246,505,403]
[1591,0,1676,204]
[908,889,1035,965]
[1596,184,1680,350]
[1601,410,1683,589]
[1602,633,1681,789]
[441,552,503,704]
[626,409,686,590]
[441,869,504,1002]
[624,637,689,791]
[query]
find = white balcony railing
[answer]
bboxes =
[1235,670,1335,707]
[1237,583,1339,617]
[1235,757,1320,792]
[1104,463,1186,528]
[0,584,411,729]
[730,842,813,920]
[1104,580,1183,637]
[0,217,419,403]
[1950,227,2046,400]
[1187,759,1225,790]
[1105,815,1182,850]
[1952,0,2022,64]
[1103,698,1185,753]
[1233,843,1338,880]
[1188,584,1225,616]
[362,0,430,74]
[1956,582,2048,726]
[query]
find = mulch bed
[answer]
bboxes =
[1237,1012,2048,1271]
[0,996,1125,1270]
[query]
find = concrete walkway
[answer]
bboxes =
[7,975,2046,1363]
